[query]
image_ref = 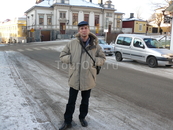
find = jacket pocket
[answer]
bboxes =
[68,64,76,81]
[89,66,96,81]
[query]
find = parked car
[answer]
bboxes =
[114,34,173,67]
[98,39,114,56]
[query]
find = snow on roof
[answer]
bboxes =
[35,0,53,7]
[35,0,101,8]
[69,0,101,8]
[114,11,124,14]
[123,17,146,22]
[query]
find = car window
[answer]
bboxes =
[144,38,163,48]
[117,37,124,45]
[124,37,132,46]
[117,36,132,46]
[99,39,107,44]
[133,38,144,48]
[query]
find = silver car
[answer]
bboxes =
[114,34,173,67]
[98,39,114,56]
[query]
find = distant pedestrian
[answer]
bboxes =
[160,28,163,35]
[40,34,44,42]
[59,21,106,130]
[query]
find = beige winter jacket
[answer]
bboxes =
[60,32,106,91]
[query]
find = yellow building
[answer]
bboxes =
[122,13,147,34]
[0,16,26,43]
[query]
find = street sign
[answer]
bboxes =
[164,16,172,23]
[30,28,35,32]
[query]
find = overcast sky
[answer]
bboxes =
[0,0,167,21]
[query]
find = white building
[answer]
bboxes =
[25,0,124,42]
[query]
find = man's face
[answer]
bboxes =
[78,25,90,38]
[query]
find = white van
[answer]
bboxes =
[114,34,173,67]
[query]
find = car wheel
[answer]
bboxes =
[147,56,158,68]
[115,52,123,61]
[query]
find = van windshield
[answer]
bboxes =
[143,38,163,48]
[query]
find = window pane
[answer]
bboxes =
[84,14,89,23]
[60,12,66,18]
[39,15,44,25]
[95,15,99,26]
[139,24,142,31]
[117,19,121,28]
[123,37,132,46]
[47,16,52,25]
[73,13,78,25]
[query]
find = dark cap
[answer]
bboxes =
[78,21,89,27]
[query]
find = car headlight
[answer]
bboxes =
[162,54,171,58]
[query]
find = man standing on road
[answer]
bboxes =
[59,21,106,130]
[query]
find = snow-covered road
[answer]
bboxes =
[0,48,173,130]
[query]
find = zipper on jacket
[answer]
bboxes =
[79,42,83,90]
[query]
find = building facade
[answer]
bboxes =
[0,17,26,43]
[122,13,147,34]
[25,0,124,42]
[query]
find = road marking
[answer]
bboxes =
[17,49,24,52]
[33,48,41,50]
[25,48,33,51]
[40,47,49,49]
[6,50,13,51]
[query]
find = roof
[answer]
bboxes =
[25,0,116,13]
[35,0,53,7]
[69,0,101,8]
[165,3,173,12]
[123,17,146,22]
[114,11,124,14]
[35,0,101,8]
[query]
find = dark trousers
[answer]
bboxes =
[64,87,91,124]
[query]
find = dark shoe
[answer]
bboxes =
[59,122,72,130]
[79,119,88,127]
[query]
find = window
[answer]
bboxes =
[61,0,65,3]
[117,37,132,46]
[73,13,78,25]
[117,15,121,18]
[39,15,44,25]
[60,12,66,18]
[133,38,143,48]
[47,15,52,25]
[106,13,112,17]
[84,14,89,23]
[116,19,121,28]
[139,24,142,31]
[95,15,99,26]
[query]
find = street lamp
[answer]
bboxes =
[66,20,69,25]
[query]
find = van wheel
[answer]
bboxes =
[147,56,158,68]
[115,52,123,61]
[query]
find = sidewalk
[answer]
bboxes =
[0,52,46,130]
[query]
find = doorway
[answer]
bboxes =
[60,23,66,34]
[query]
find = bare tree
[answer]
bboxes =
[150,0,171,8]
[149,0,172,33]
[148,13,156,22]
[135,7,143,19]
[155,13,163,33]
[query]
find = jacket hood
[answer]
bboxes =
[75,32,99,45]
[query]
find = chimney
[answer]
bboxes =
[90,0,92,2]
[130,13,134,18]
